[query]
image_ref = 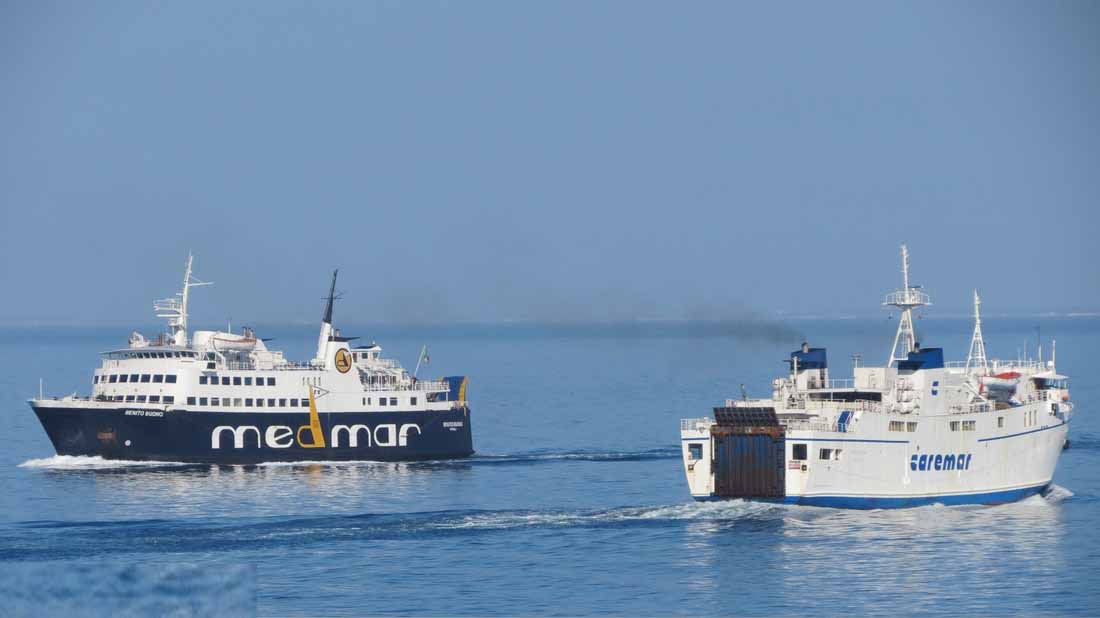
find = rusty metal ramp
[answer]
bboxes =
[711,406,786,499]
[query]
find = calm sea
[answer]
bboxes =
[1,318,1097,616]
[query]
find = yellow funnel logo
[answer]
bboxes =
[334,348,352,374]
[296,386,327,448]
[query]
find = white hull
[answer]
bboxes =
[682,398,1069,507]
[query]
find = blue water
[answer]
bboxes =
[2,318,1098,616]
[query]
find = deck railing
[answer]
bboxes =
[680,418,713,432]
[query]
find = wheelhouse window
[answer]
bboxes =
[792,444,808,460]
[688,443,703,461]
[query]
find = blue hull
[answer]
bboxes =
[30,404,474,464]
[694,483,1051,509]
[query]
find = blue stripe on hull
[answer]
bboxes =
[693,483,1050,509]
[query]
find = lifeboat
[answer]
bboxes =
[980,371,1019,400]
[211,328,258,351]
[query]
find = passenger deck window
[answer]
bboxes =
[136,395,146,403]
[245,398,253,407]
[199,397,208,406]
[233,377,242,386]
[819,448,833,460]
[411,397,417,406]
[300,399,308,408]
[792,444,808,460]
[211,397,220,406]
[149,395,160,403]
[267,398,276,407]
[187,397,196,405]
[267,377,276,386]
[245,377,252,386]
[380,398,388,407]
[256,399,264,408]
[126,395,135,402]
[279,399,286,407]
[109,375,118,383]
[164,396,174,404]
[221,377,230,386]
[153,374,163,383]
[290,399,298,407]
[129,374,138,382]
[389,397,398,406]
[166,375,176,383]
[140,374,151,383]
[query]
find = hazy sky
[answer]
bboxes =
[2,1,1097,326]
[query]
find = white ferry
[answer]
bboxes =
[29,255,473,463]
[681,246,1072,508]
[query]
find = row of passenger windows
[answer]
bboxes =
[104,395,175,403]
[363,397,412,406]
[888,421,919,432]
[789,445,843,461]
[97,374,177,384]
[199,375,277,386]
[120,351,198,359]
[186,397,307,408]
[949,420,977,431]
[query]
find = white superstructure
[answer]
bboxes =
[681,246,1073,508]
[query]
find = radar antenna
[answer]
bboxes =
[965,289,988,376]
[154,253,213,347]
[884,244,930,366]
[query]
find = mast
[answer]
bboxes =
[883,244,931,366]
[315,270,338,361]
[154,253,212,347]
[965,289,988,376]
